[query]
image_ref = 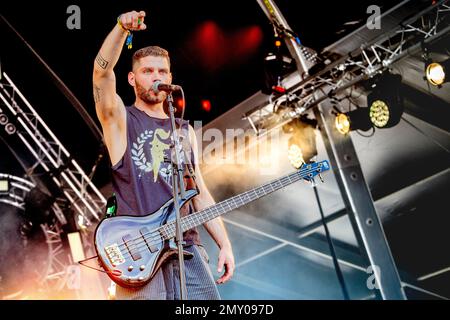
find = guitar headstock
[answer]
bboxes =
[299,160,330,183]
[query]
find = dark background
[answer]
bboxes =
[1,0,400,185]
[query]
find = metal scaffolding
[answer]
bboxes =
[248,0,450,136]
[0,173,35,209]
[0,173,71,296]
[250,0,450,300]
[0,72,106,226]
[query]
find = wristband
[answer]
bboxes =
[117,15,133,49]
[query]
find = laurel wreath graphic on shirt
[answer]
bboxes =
[131,130,154,172]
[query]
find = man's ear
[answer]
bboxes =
[128,71,136,87]
[169,72,173,84]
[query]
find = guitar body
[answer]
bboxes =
[94,189,198,288]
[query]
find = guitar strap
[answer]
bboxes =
[183,162,198,193]
[181,160,198,216]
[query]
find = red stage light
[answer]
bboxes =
[272,86,286,94]
[231,26,263,60]
[176,98,185,109]
[201,99,211,112]
[193,21,225,71]
[189,22,263,71]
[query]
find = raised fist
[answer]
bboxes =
[118,10,147,31]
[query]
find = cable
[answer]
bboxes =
[312,184,351,300]
[355,127,376,138]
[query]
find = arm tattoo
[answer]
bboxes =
[95,53,109,69]
[93,84,101,103]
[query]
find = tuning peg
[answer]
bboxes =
[318,174,324,183]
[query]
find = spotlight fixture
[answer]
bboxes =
[0,178,10,194]
[0,113,17,135]
[287,141,304,169]
[5,123,16,135]
[367,73,404,128]
[335,113,350,135]
[284,115,318,168]
[369,99,390,128]
[334,108,372,135]
[425,58,450,86]
[76,214,88,230]
[0,113,8,125]
[262,50,294,95]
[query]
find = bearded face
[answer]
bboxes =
[130,55,172,105]
[135,78,167,104]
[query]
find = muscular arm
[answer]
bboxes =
[188,125,235,284]
[93,11,146,165]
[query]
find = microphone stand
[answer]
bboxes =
[166,92,188,300]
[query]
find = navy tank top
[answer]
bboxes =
[111,105,200,245]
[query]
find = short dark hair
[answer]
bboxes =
[132,46,171,70]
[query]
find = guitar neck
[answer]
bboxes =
[160,163,325,240]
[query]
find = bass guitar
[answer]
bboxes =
[94,160,330,287]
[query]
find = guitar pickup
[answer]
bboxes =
[122,234,142,261]
[104,243,125,266]
[140,227,158,253]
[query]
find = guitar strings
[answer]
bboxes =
[115,167,323,261]
[111,165,324,259]
[116,164,322,248]
[113,165,323,259]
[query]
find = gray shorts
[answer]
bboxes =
[115,244,221,300]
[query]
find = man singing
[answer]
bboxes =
[93,9,234,300]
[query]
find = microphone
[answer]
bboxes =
[152,80,181,94]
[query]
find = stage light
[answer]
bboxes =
[107,282,117,300]
[0,113,8,125]
[262,51,294,95]
[426,62,445,85]
[287,142,304,169]
[284,115,317,168]
[334,108,372,135]
[201,99,211,112]
[0,178,10,194]
[5,123,16,135]
[367,73,404,128]
[77,214,88,230]
[0,113,17,135]
[272,85,286,94]
[67,232,86,262]
[176,97,185,109]
[425,59,450,86]
[265,53,277,61]
[335,113,350,135]
[369,99,390,128]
